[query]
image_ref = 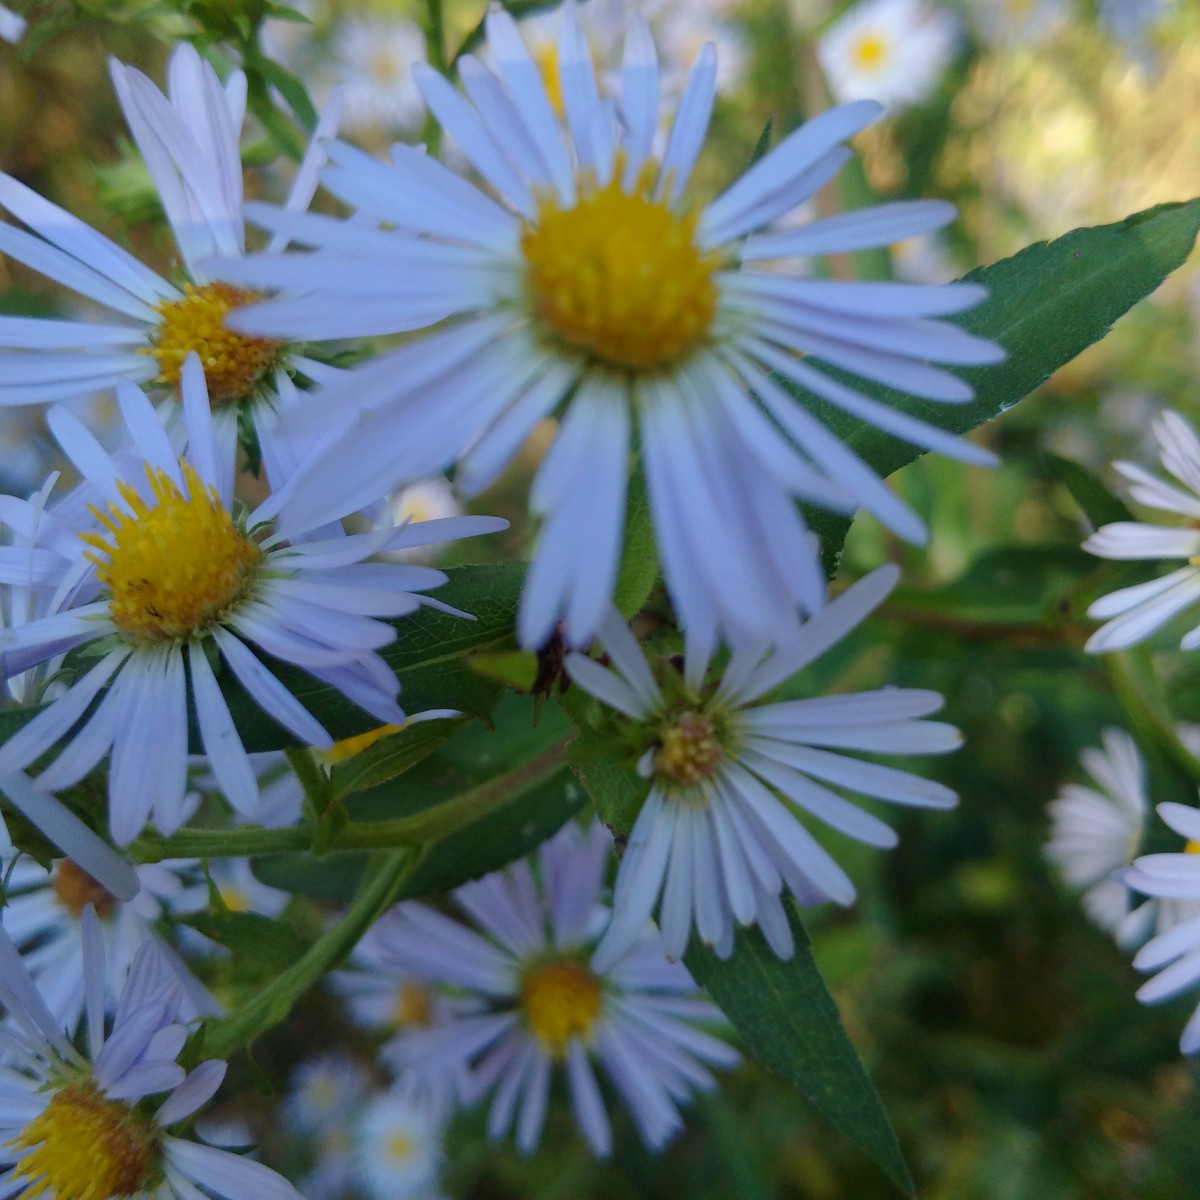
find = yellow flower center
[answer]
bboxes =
[849,32,890,73]
[391,980,435,1030]
[1186,840,1200,855]
[148,282,281,403]
[385,1132,415,1163]
[319,723,408,765]
[53,859,117,920]
[655,711,724,788]
[532,44,564,116]
[82,459,261,643]
[519,959,603,1058]
[521,170,719,372]
[9,1082,158,1200]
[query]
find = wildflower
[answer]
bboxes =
[335,15,428,135]
[1083,410,1200,652]
[0,909,301,1199]
[379,822,738,1156]
[352,1083,446,1200]
[568,566,959,962]
[0,358,506,843]
[219,2,1000,650]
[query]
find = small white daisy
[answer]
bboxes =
[1124,803,1200,1054]
[961,0,1070,47]
[0,42,343,477]
[0,357,506,843]
[0,908,302,1199]
[218,2,1001,651]
[1045,728,1200,947]
[334,15,428,135]
[0,4,25,44]
[352,1083,446,1200]
[381,821,739,1157]
[285,1052,372,1136]
[0,853,218,1029]
[567,565,959,964]
[1083,410,1200,653]
[816,0,960,111]
[379,476,465,565]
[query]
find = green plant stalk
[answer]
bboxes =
[185,849,413,1064]
[1105,651,1200,786]
[129,739,571,863]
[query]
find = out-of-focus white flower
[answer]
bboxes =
[817,0,959,111]
[352,1083,446,1200]
[961,0,1070,48]
[381,822,738,1157]
[1083,410,1200,653]
[335,15,428,135]
[0,4,25,44]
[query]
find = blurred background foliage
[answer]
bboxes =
[4,0,1200,1196]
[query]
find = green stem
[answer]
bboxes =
[130,739,571,863]
[424,0,447,73]
[186,850,413,1064]
[1105,651,1200,786]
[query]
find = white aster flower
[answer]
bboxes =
[1044,728,1200,947]
[817,0,960,111]
[335,15,428,135]
[567,565,959,963]
[0,853,218,1030]
[961,0,1070,47]
[0,909,300,1199]
[285,1052,371,1136]
[219,2,1001,651]
[1124,802,1200,1054]
[1083,410,1200,653]
[0,358,506,843]
[0,42,343,477]
[381,821,739,1157]
[352,1083,446,1200]
[0,4,25,44]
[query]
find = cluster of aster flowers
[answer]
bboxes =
[0,0,1033,1189]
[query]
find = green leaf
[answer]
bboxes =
[1045,453,1135,529]
[179,910,311,987]
[685,909,914,1197]
[612,466,659,619]
[329,717,469,799]
[802,199,1200,564]
[246,51,319,131]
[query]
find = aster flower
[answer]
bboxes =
[0,909,300,1199]
[1124,802,1200,1054]
[218,2,1001,651]
[0,853,218,1029]
[284,1053,371,1199]
[334,15,428,135]
[0,357,506,844]
[380,821,739,1157]
[1045,728,1200,947]
[816,0,960,112]
[962,0,1070,47]
[1083,410,1200,653]
[566,565,959,963]
[352,1083,446,1200]
[0,41,343,477]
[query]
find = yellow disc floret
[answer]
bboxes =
[849,32,890,73]
[82,459,261,643]
[9,1081,158,1200]
[520,958,603,1058]
[655,710,725,788]
[148,282,281,403]
[53,859,117,920]
[521,170,719,371]
[319,723,408,765]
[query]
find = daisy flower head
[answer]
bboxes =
[0,40,344,476]
[381,821,739,1157]
[352,1082,446,1200]
[567,565,960,964]
[0,358,507,844]
[334,14,428,136]
[816,0,960,111]
[1083,410,1200,653]
[1044,728,1200,947]
[220,1,1002,652]
[0,853,218,1030]
[961,0,1070,48]
[1124,802,1200,1054]
[0,909,301,1199]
